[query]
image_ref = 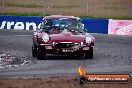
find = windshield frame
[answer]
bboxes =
[40,18,84,33]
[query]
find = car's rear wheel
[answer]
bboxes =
[37,47,46,60]
[32,42,37,57]
[84,47,93,59]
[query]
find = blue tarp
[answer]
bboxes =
[0,16,108,34]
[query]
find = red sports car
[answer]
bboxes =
[32,15,95,60]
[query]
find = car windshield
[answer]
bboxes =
[42,18,84,32]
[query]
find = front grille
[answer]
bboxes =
[55,42,79,49]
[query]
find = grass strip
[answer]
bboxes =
[0,12,132,20]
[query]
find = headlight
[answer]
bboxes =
[85,37,92,43]
[42,34,50,43]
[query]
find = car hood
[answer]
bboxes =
[42,30,91,43]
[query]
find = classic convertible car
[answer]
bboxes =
[32,15,95,60]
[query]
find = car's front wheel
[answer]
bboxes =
[32,42,37,57]
[37,47,46,60]
[84,47,93,59]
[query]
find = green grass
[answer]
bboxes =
[1,12,132,20]
[0,12,49,16]
[51,4,80,8]
[81,15,132,20]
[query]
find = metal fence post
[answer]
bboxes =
[86,2,89,16]
[44,0,47,16]
[129,1,132,17]
[2,0,5,15]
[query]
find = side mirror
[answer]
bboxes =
[40,25,44,29]
[82,24,84,29]
[40,21,45,29]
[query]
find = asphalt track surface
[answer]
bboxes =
[0,29,132,77]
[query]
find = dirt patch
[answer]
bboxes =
[0,77,131,88]
[0,54,31,69]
